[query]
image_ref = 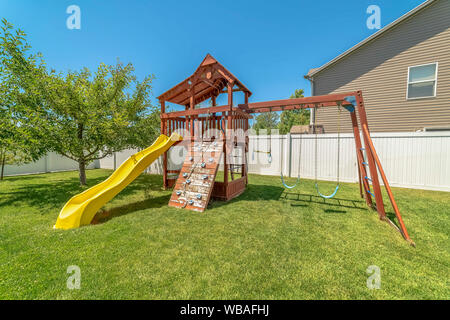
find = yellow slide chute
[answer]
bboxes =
[54,133,182,230]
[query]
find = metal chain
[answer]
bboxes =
[282,132,302,179]
[314,106,318,183]
[337,105,341,184]
[298,132,302,178]
[314,105,341,184]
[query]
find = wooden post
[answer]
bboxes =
[160,99,168,189]
[244,92,249,184]
[350,110,372,207]
[224,82,234,187]
[355,91,386,219]
[190,85,195,138]
[362,126,413,244]
[212,95,217,140]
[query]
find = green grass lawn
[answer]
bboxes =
[0,169,448,299]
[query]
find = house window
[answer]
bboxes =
[407,63,438,99]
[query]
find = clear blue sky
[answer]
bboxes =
[1,0,426,108]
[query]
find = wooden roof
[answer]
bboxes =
[158,54,252,106]
[290,125,310,134]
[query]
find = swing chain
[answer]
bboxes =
[314,105,318,183]
[267,107,273,163]
[314,104,341,199]
[280,129,302,189]
[252,108,273,163]
[337,104,341,184]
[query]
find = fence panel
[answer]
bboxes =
[248,132,450,192]
[4,132,450,192]
[4,152,98,177]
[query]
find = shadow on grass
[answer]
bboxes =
[0,177,92,209]
[2,174,49,183]
[93,194,171,225]
[209,183,286,209]
[208,184,366,216]
[280,191,367,212]
[240,184,285,201]
[384,211,403,231]
[0,172,165,212]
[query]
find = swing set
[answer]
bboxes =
[159,55,413,245]
[240,91,414,246]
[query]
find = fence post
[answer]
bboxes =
[45,153,50,173]
[287,133,292,178]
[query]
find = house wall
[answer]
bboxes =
[312,0,450,133]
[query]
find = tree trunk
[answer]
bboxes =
[79,159,87,186]
[77,123,87,186]
[0,153,5,181]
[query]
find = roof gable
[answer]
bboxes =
[158,54,252,106]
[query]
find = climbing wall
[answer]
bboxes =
[168,140,224,212]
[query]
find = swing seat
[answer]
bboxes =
[280,173,300,189]
[315,183,340,199]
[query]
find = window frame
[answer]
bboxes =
[406,62,438,100]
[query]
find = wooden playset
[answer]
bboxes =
[158,54,413,245]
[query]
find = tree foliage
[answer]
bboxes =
[251,89,310,135]
[0,20,47,179]
[0,20,160,185]
[277,89,310,134]
[252,112,279,135]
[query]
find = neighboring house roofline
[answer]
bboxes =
[304,0,438,79]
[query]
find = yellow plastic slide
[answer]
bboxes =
[54,133,182,230]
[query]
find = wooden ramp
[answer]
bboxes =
[168,140,223,212]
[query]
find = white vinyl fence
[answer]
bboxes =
[247,132,450,192]
[4,132,450,192]
[3,152,98,177]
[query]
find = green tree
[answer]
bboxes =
[252,112,279,135]
[0,21,46,179]
[278,89,310,134]
[0,105,35,180]
[0,20,160,186]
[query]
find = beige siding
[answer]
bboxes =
[312,0,450,133]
